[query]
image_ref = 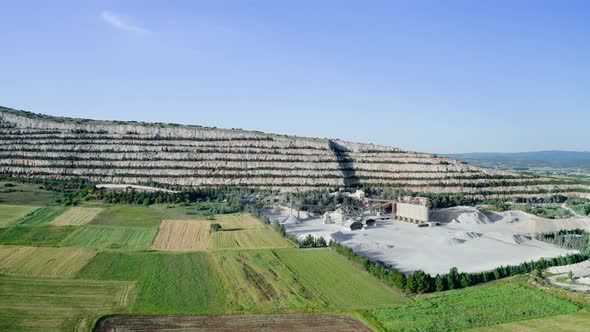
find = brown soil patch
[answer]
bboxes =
[95,314,371,332]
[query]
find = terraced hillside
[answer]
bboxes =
[1,106,588,197]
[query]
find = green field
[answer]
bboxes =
[212,229,293,250]
[0,204,39,226]
[0,246,96,278]
[367,281,580,332]
[470,310,590,332]
[89,206,166,227]
[75,251,226,315]
[0,225,77,246]
[275,248,411,310]
[18,206,69,225]
[0,275,134,332]
[211,250,322,312]
[0,182,59,206]
[61,225,157,251]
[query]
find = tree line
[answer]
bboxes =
[329,240,587,294]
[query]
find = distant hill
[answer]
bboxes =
[445,151,590,169]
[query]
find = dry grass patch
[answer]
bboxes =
[0,246,97,278]
[51,207,103,226]
[150,219,212,251]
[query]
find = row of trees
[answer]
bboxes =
[329,240,588,294]
[535,229,590,255]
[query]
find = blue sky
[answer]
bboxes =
[1,0,588,153]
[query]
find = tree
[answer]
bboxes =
[405,274,417,293]
[413,270,432,294]
[568,270,574,280]
[435,274,446,292]
[446,267,459,290]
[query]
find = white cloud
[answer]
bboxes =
[101,10,148,33]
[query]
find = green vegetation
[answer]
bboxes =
[212,229,293,250]
[61,225,158,250]
[0,181,58,205]
[274,248,411,310]
[18,206,69,225]
[0,276,134,332]
[0,204,39,226]
[567,197,590,216]
[535,229,590,255]
[0,225,77,246]
[512,204,572,219]
[211,250,321,312]
[470,311,590,332]
[75,251,225,314]
[367,281,579,332]
[89,205,165,227]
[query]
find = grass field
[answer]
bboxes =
[212,229,292,250]
[150,219,211,251]
[90,206,165,228]
[75,251,225,315]
[367,281,580,332]
[61,225,157,251]
[469,310,590,332]
[0,246,96,278]
[0,204,39,226]
[274,248,411,310]
[213,213,265,229]
[0,182,58,206]
[0,225,77,246]
[51,207,103,226]
[211,250,322,312]
[0,275,135,332]
[18,206,69,225]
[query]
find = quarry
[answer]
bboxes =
[266,203,590,275]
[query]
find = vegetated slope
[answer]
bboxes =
[1,106,588,197]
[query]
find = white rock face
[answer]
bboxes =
[0,107,585,195]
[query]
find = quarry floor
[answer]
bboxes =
[266,207,590,275]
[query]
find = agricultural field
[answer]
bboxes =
[61,225,157,251]
[211,250,322,312]
[150,219,211,251]
[51,207,103,226]
[95,314,371,332]
[151,215,292,252]
[0,246,96,278]
[89,205,166,228]
[75,251,226,315]
[18,206,69,225]
[0,276,135,332]
[470,310,590,332]
[366,281,580,332]
[0,204,39,226]
[212,229,293,250]
[274,248,411,310]
[213,213,265,229]
[0,225,77,246]
[0,181,58,206]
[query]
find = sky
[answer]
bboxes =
[0,0,589,154]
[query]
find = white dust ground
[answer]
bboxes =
[265,206,590,275]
